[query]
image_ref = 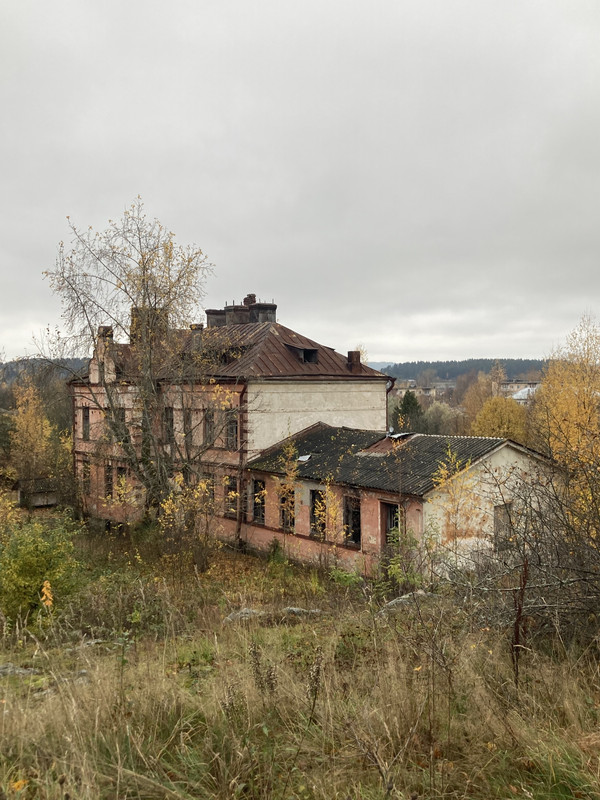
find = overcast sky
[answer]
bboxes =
[2,1,600,364]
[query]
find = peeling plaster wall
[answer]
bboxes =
[422,444,546,559]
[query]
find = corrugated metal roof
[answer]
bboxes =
[248,423,508,497]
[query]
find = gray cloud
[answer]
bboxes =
[2,0,600,361]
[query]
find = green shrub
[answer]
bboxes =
[0,516,81,621]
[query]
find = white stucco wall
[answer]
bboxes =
[246,379,388,455]
[422,443,547,561]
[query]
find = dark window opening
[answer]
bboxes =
[115,406,127,442]
[253,479,266,525]
[81,459,90,495]
[280,490,295,532]
[107,406,127,443]
[226,412,238,450]
[310,489,326,539]
[183,408,193,444]
[494,502,514,552]
[105,462,113,499]
[116,465,127,499]
[286,344,319,364]
[344,496,361,547]
[164,407,175,444]
[82,406,90,441]
[200,473,215,502]
[382,502,402,546]
[223,475,238,518]
[204,408,216,445]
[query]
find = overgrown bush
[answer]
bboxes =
[0,514,81,622]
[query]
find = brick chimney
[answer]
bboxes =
[347,350,361,374]
[206,294,277,326]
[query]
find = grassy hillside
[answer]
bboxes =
[1,525,600,800]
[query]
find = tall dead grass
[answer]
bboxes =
[1,547,600,798]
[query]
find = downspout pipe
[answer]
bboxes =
[385,377,396,432]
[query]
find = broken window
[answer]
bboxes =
[286,344,319,364]
[204,408,216,445]
[163,406,175,444]
[225,412,238,450]
[114,406,127,442]
[494,502,514,552]
[183,408,193,446]
[116,465,127,500]
[82,406,90,441]
[302,348,318,363]
[343,496,361,547]
[253,479,266,525]
[280,490,295,532]
[310,489,326,539]
[105,462,113,500]
[199,473,215,503]
[81,459,90,496]
[381,502,403,546]
[223,475,238,518]
[107,406,127,443]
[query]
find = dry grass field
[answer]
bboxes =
[1,528,600,799]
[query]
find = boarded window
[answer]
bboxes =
[344,496,361,547]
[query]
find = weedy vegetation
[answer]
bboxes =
[1,515,600,799]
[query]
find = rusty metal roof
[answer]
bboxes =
[77,321,387,383]
[197,322,386,380]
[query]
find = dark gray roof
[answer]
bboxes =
[248,423,509,497]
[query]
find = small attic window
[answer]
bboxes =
[286,344,319,364]
[298,454,311,462]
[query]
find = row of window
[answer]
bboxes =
[80,405,239,450]
[248,483,402,549]
[79,461,407,550]
[80,459,128,500]
[164,407,238,450]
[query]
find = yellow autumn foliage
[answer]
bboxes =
[535,315,600,469]
[10,379,55,482]
[534,315,600,533]
[471,396,528,444]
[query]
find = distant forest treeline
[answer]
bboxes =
[0,358,87,385]
[382,358,546,381]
